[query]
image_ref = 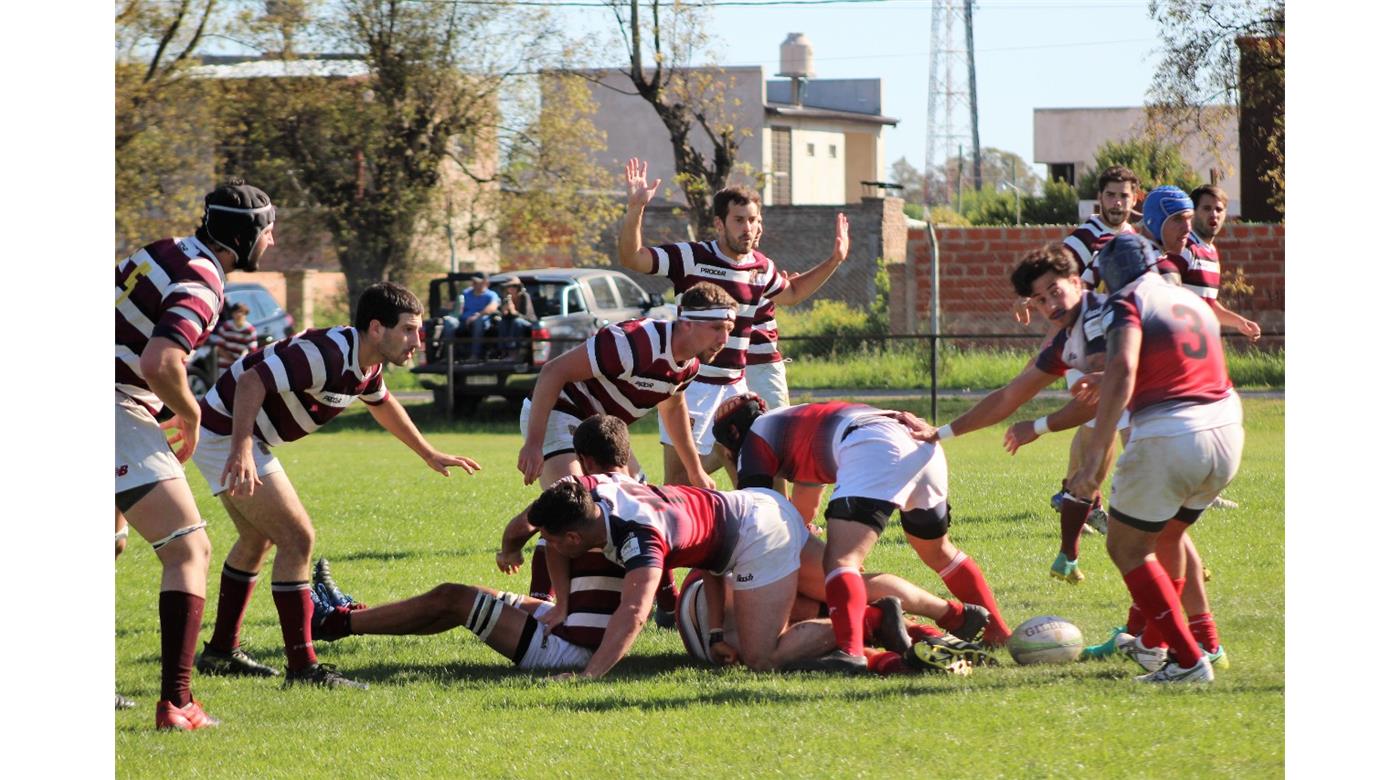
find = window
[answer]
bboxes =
[806,142,815,157]
[562,285,584,315]
[828,144,837,158]
[615,276,651,309]
[770,127,792,206]
[587,277,620,310]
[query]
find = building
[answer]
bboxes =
[1033,105,1241,215]
[574,34,898,208]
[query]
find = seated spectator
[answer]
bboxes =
[457,274,500,360]
[495,276,535,357]
[213,302,258,375]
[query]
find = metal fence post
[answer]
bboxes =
[445,338,455,416]
[927,221,940,422]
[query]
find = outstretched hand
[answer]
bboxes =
[832,212,850,262]
[625,157,661,209]
[425,450,480,476]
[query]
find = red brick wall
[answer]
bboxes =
[896,223,1284,335]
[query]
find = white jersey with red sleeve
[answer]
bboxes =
[1156,233,1222,301]
[1066,217,1137,289]
[575,473,748,575]
[199,326,388,446]
[115,235,226,413]
[552,318,699,424]
[646,242,790,385]
[734,402,882,488]
[1105,273,1240,439]
[1034,291,1109,377]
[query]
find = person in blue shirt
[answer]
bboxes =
[457,274,500,360]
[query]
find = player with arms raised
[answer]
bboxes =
[1068,233,1244,683]
[115,180,276,730]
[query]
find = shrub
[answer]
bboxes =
[1021,180,1079,225]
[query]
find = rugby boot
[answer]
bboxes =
[155,699,219,731]
[197,643,278,678]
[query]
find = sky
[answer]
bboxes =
[557,0,1164,181]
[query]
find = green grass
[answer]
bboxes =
[116,398,1283,778]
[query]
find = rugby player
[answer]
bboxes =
[115,179,276,730]
[1068,233,1244,683]
[616,157,848,485]
[711,397,1014,667]
[192,282,480,689]
[1154,184,1261,342]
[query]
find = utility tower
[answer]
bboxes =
[923,1,980,205]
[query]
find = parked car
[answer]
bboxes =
[413,268,673,414]
[185,282,296,397]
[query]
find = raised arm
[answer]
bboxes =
[772,212,850,306]
[618,157,662,272]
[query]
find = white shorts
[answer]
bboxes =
[658,378,749,456]
[192,428,284,496]
[745,360,790,410]
[1109,423,1245,526]
[516,603,594,671]
[520,399,586,461]
[725,488,809,591]
[830,418,948,511]
[115,391,185,494]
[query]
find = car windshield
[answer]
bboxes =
[522,281,567,317]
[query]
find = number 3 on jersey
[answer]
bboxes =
[1171,304,1209,360]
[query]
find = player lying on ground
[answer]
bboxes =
[712,397,1013,671]
[191,282,480,690]
[1068,234,1243,683]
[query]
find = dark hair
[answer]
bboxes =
[354,282,423,332]
[574,415,631,470]
[1097,166,1140,194]
[1010,245,1077,297]
[228,302,251,316]
[712,186,762,222]
[1190,184,1228,207]
[678,281,738,313]
[528,479,596,536]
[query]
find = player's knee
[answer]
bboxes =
[115,537,128,558]
[900,505,951,541]
[429,583,476,621]
[156,528,211,571]
[279,522,315,558]
[740,647,777,672]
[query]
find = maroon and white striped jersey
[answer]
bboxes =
[746,292,786,365]
[1065,216,1137,289]
[1105,273,1237,436]
[549,551,625,651]
[115,236,226,413]
[214,320,258,370]
[553,318,699,424]
[734,401,888,488]
[199,326,388,446]
[1157,233,1222,301]
[572,472,747,575]
[646,242,790,385]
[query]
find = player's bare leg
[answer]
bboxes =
[730,572,815,670]
[115,509,136,711]
[789,482,826,525]
[1157,522,1224,664]
[122,480,216,728]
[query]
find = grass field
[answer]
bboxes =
[115,398,1284,778]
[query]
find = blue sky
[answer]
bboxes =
[558,0,1164,180]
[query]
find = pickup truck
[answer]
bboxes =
[412,268,674,414]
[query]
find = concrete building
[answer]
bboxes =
[574,34,897,208]
[1033,105,1241,215]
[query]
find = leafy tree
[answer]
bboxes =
[1075,138,1197,200]
[1021,180,1079,225]
[1145,0,1283,215]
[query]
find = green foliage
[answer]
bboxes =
[1021,180,1080,225]
[925,206,971,227]
[1075,138,1198,199]
[779,300,882,359]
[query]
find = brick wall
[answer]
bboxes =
[889,223,1284,335]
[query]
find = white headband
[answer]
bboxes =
[679,306,737,322]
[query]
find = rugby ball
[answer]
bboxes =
[676,571,716,664]
[1007,615,1084,665]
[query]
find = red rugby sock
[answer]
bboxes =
[825,568,867,656]
[868,650,912,676]
[1189,613,1221,653]
[1126,603,1147,635]
[159,591,204,707]
[207,564,258,653]
[933,600,965,633]
[1122,562,1202,668]
[908,622,944,641]
[272,582,318,672]
[939,553,1011,642]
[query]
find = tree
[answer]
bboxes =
[115,0,224,255]
[219,0,615,303]
[594,0,749,235]
[1145,0,1283,217]
[1075,138,1197,200]
[890,149,1042,209]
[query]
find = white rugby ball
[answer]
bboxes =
[676,572,716,664]
[1007,615,1084,665]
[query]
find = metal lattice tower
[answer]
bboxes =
[924,1,974,205]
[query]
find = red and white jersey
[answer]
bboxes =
[1157,233,1222,301]
[746,296,784,365]
[1034,291,1109,377]
[551,551,626,651]
[647,242,790,385]
[200,326,388,446]
[214,320,259,370]
[115,236,226,412]
[1065,216,1137,289]
[573,472,748,575]
[553,318,699,425]
[1106,273,1239,437]
[734,401,889,488]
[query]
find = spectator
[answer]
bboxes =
[495,276,535,356]
[457,274,500,361]
[213,303,258,374]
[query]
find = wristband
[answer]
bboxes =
[936,424,955,440]
[1033,417,1051,436]
[708,629,725,647]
